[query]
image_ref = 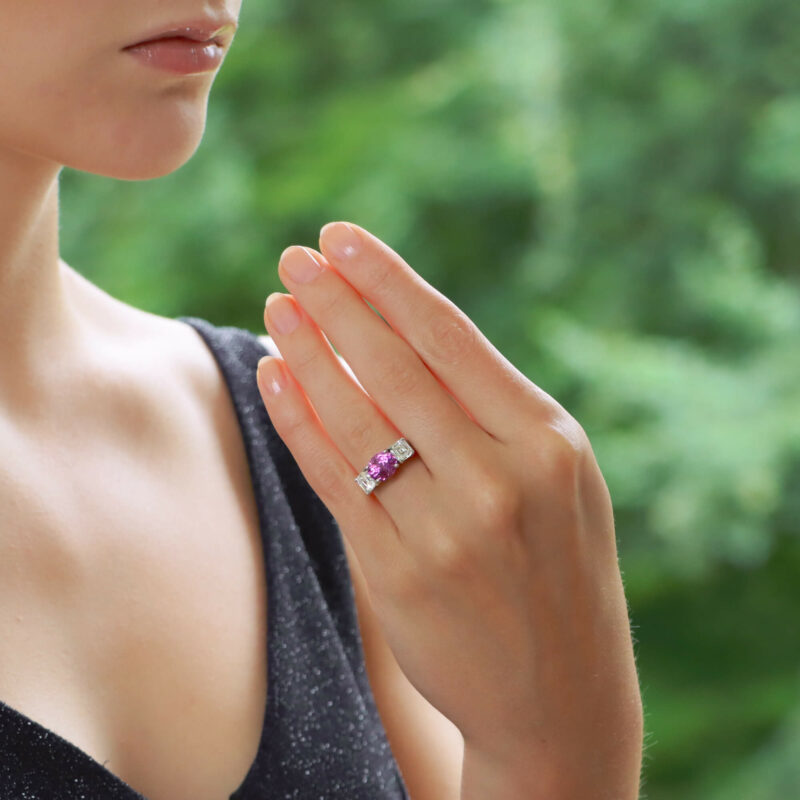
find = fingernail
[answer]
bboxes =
[321,222,361,261]
[257,356,284,395]
[265,291,301,335]
[281,246,324,284]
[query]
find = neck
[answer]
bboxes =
[0,146,89,412]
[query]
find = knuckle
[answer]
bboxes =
[419,306,480,367]
[290,343,324,373]
[472,479,522,530]
[279,409,307,440]
[541,413,590,486]
[460,457,522,529]
[313,460,346,502]
[315,284,349,321]
[427,534,476,583]
[372,352,425,399]
[356,254,395,296]
[274,415,344,502]
[340,410,378,454]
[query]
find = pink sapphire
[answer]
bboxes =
[367,451,399,482]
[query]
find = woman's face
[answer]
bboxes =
[0,2,242,180]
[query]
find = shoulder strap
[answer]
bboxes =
[175,316,369,696]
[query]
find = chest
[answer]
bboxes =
[0,431,269,800]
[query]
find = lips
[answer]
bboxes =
[123,19,236,50]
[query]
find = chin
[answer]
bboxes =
[82,95,211,181]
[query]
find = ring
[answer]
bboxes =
[355,437,416,495]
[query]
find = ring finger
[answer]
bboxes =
[263,290,433,522]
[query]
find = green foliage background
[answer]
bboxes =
[60,1,800,797]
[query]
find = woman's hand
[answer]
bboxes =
[256,222,643,799]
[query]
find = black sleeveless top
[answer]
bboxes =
[0,316,410,800]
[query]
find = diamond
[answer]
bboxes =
[390,438,414,462]
[355,471,379,494]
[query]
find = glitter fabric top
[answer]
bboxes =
[0,316,410,800]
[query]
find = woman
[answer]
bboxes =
[0,2,644,799]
